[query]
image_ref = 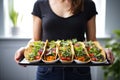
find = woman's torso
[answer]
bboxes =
[37,0,89,41]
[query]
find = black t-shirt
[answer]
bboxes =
[32,0,97,41]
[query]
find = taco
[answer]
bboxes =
[85,41,106,63]
[42,40,59,63]
[24,40,47,62]
[57,40,74,63]
[73,41,90,63]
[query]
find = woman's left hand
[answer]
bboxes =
[105,48,115,64]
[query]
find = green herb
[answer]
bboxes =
[71,38,77,44]
[60,40,70,47]
[85,41,94,47]
[89,47,101,55]
[76,51,84,57]
[48,41,56,48]
[31,41,44,56]
[62,51,71,57]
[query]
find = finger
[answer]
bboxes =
[108,49,115,64]
[14,51,22,62]
[14,47,25,63]
[105,48,111,60]
[106,48,114,64]
[19,64,27,67]
[14,51,19,60]
[14,53,19,63]
[15,53,27,67]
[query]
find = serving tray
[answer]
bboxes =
[19,58,111,67]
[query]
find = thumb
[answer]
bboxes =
[105,48,111,61]
[14,47,25,63]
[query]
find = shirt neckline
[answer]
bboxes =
[47,0,76,19]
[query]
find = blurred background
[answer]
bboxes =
[0,0,120,80]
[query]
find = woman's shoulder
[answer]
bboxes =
[36,0,48,3]
[84,0,96,6]
[84,0,96,11]
[34,0,48,6]
[84,0,98,20]
[37,0,46,1]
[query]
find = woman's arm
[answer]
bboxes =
[86,16,114,63]
[86,15,97,41]
[27,15,42,44]
[32,15,42,41]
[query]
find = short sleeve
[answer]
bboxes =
[85,0,98,20]
[31,0,42,19]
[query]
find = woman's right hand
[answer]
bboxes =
[14,47,25,63]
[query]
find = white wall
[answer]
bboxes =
[0,0,4,35]
[105,0,120,35]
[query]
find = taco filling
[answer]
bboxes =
[74,42,90,62]
[58,40,73,61]
[85,41,105,62]
[24,41,45,62]
[43,41,57,61]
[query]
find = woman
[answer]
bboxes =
[15,0,114,80]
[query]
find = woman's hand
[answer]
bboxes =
[14,47,25,63]
[105,48,115,64]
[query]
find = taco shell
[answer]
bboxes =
[85,41,106,63]
[42,40,59,63]
[57,40,74,63]
[73,42,91,64]
[24,40,47,62]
